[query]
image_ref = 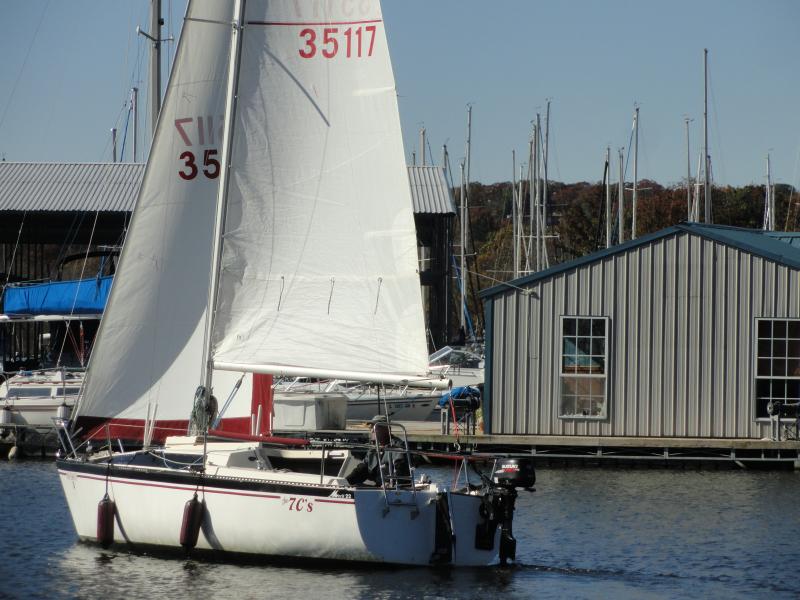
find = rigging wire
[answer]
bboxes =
[55,210,101,367]
[0,0,52,139]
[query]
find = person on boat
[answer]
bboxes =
[346,415,410,486]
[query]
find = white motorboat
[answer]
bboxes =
[1,368,82,438]
[57,0,531,566]
[277,378,439,422]
[428,346,485,388]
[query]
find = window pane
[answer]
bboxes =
[577,337,591,355]
[563,318,576,336]
[590,356,605,374]
[773,339,787,358]
[788,380,800,400]
[756,379,771,399]
[757,358,771,377]
[789,321,800,339]
[590,398,606,417]
[788,359,800,377]
[758,320,772,338]
[757,339,771,358]
[591,338,605,356]
[592,319,605,336]
[590,378,605,395]
[773,359,786,377]
[788,339,800,359]
[563,337,577,355]
[578,319,591,336]
[774,320,787,338]
[772,380,787,400]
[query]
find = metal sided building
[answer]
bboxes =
[480,223,800,440]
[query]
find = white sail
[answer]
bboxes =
[211,0,430,380]
[75,1,247,421]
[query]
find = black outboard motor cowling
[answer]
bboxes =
[492,457,536,490]
[474,457,536,565]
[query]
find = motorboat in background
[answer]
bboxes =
[0,368,83,453]
[428,345,485,389]
[278,377,440,422]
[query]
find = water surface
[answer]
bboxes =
[1,461,798,599]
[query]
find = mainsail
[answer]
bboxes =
[211,0,430,381]
[74,1,250,427]
[74,0,434,434]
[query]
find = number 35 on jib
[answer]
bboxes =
[175,116,222,181]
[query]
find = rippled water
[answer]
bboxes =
[1,460,799,599]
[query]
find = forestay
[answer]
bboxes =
[211,0,430,381]
[75,1,248,422]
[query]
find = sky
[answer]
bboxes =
[1,0,799,189]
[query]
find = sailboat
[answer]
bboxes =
[56,0,532,566]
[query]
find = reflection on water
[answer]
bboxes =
[1,461,799,599]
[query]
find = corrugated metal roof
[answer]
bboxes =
[1,162,453,216]
[407,165,456,214]
[480,222,800,299]
[0,162,144,212]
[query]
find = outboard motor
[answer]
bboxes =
[474,457,535,565]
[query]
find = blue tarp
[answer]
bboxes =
[3,276,112,315]
[438,385,481,410]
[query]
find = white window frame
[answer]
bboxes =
[753,317,800,422]
[558,315,610,421]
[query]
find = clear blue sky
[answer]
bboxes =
[1,0,799,189]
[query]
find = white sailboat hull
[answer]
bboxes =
[57,458,500,566]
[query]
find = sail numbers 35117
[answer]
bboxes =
[298,25,377,59]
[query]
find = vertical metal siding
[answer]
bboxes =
[490,230,800,439]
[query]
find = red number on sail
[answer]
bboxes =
[203,149,220,179]
[322,28,338,58]
[178,151,198,180]
[365,25,376,56]
[299,28,316,58]
[299,26,377,59]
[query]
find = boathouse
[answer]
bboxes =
[480,223,800,440]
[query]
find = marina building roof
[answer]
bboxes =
[0,162,144,212]
[480,222,800,299]
[0,161,455,217]
[407,165,456,215]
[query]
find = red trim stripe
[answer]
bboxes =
[248,19,382,26]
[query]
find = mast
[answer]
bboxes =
[703,48,711,223]
[527,136,534,274]
[764,153,774,231]
[511,150,518,279]
[685,117,691,220]
[605,147,611,248]
[111,128,117,163]
[459,160,467,335]
[542,100,550,263]
[149,0,162,136]
[420,127,426,166]
[131,87,139,162]
[632,105,639,239]
[618,148,625,244]
[202,0,245,392]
